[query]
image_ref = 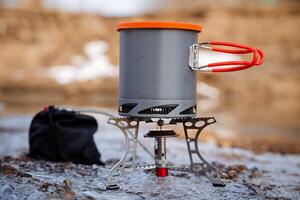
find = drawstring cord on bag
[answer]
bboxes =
[190,41,265,72]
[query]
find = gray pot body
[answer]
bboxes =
[119,28,198,118]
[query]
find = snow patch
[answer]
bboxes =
[214,127,238,139]
[197,82,220,100]
[197,82,220,111]
[47,40,117,85]
[43,0,161,17]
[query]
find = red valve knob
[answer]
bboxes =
[156,167,168,177]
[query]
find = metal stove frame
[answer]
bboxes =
[105,117,225,190]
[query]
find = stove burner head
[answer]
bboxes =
[144,129,179,138]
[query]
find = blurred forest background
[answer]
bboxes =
[0,0,299,153]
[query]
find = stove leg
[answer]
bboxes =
[183,117,225,187]
[106,118,139,190]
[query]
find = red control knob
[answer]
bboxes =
[156,167,168,177]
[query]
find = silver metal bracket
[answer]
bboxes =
[188,43,212,71]
[106,117,140,190]
[189,44,201,70]
[182,117,225,187]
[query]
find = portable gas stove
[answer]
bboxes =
[105,21,264,190]
[106,117,225,189]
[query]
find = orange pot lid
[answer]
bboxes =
[117,21,202,32]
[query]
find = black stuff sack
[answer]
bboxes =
[29,106,104,165]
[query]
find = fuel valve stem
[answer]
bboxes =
[144,119,178,177]
[155,136,168,177]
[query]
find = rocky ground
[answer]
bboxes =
[0,114,299,200]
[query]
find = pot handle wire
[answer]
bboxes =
[188,41,265,72]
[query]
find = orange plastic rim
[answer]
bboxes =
[117,21,202,32]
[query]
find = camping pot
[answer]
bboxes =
[116,21,264,118]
